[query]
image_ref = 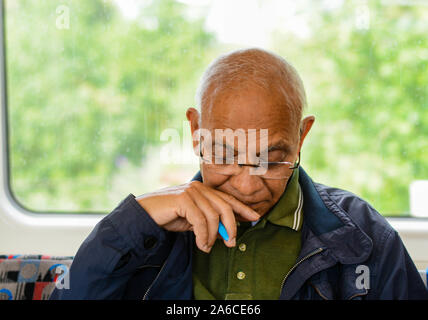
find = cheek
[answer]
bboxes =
[201,169,229,188]
[265,180,288,203]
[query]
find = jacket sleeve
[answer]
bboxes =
[374,229,428,300]
[49,194,175,300]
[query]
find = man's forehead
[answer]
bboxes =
[202,107,298,139]
[201,86,299,137]
[203,129,295,153]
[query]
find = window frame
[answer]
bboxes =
[0,0,103,256]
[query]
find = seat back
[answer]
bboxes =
[0,254,73,300]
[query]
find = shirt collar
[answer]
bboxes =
[249,168,303,231]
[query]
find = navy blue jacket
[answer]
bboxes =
[50,168,428,300]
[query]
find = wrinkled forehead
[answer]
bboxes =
[198,129,295,159]
[200,85,300,148]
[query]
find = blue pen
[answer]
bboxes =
[218,221,229,241]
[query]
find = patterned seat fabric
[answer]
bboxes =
[0,254,73,300]
[1,254,426,299]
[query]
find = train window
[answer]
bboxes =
[3,0,428,216]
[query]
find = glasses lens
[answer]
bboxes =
[201,161,293,180]
[200,144,298,180]
[252,163,292,179]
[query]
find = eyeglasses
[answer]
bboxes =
[198,143,300,180]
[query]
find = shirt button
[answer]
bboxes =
[238,243,246,252]
[237,271,246,280]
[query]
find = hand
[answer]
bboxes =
[135,181,260,253]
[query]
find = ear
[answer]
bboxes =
[186,107,201,150]
[298,115,315,152]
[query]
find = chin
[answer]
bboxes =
[252,201,272,216]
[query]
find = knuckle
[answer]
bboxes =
[220,202,233,215]
[189,180,201,189]
[194,213,207,225]
[186,182,202,195]
[180,190,193,204]
[205,212,219,222]
[224,193,235,202]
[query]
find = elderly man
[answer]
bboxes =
[50,48,427,300]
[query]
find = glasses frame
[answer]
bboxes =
[198,142,301,178]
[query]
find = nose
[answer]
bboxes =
[228,166,265,197]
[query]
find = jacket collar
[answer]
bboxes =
[298,167,373,264]
[191,168,373,265]
[265,168,303,231]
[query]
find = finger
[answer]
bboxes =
[179,194,210,253]
[187,187,220,249]
[199,189,237,247]
[212,189,261,222]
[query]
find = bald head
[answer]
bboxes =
[195,47,307,130]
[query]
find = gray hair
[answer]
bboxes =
[195,47,307,125]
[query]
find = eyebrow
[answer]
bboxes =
[267,141,292,154]
[210,141,292,155]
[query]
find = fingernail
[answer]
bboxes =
[250,210,259,216]
[229,238,236,247]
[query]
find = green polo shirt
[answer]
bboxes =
[192,168,304,300]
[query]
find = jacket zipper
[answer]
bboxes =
[279,247,324,297]
[310,283,329,300]
[142,260,168,300]
[347,289,368,300]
